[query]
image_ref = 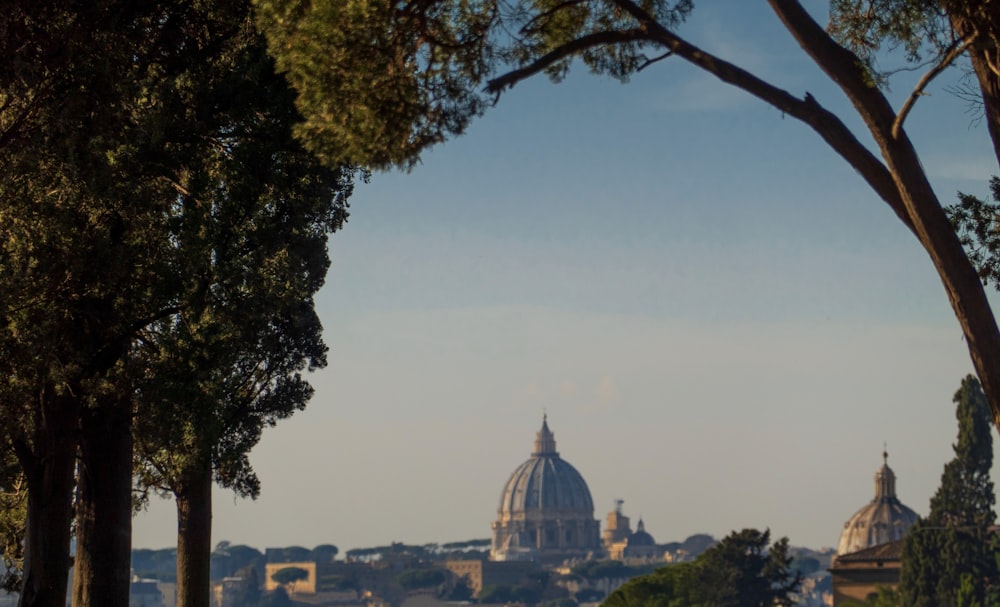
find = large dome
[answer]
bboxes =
[491,417,601,562]
[837,451,919,555]
[498,420,594,514]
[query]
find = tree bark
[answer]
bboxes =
[945,2,1000,170]
[18,391,78,607]
[176,456,212,607]
[767,0,1000,432]
[72,396,133,607]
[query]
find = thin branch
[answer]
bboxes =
[893,33,977,139]
[606,0,914,233]
[637,50,674,72]
[486,29,649,95]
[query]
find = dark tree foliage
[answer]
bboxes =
[899,375,999,607]
[444,576,474,601]
[574,588,606,603]
[478,585,515,604]
[604,529,801,607]
[947,177,1000,289]
[0,2,356,606]
[311,544,339,563]
[232,566,261,607]
[211,545,265,581]
[0,2,250,604]
[0,451,25,593]
[271,567,309,587]
[259,587,293,607]
[829,0,958,71]
[395,568,446,590]
[570,560,632,580]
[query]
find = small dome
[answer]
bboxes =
[627,519,656,547]
[837,451,918,555]
[497,416,594,514]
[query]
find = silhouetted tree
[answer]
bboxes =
[900,375,998,607]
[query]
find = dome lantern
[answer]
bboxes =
[534,414,558,456]
[874,450,896,500]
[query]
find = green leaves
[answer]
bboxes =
[132,27,355,501]
[604,529,801,607]
[899,376,998,607]
[254,0,693,169]
[946,178,1000,290]
[256,0,492,169]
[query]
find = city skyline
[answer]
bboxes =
[133,2,1000,554]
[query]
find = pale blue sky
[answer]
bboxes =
[134,2,1000,552]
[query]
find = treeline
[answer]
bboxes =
[132,543,341,583]
[343,540,491,562]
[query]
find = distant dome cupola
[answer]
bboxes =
[837,450,919,555]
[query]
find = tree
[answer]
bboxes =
[395,569,447,590]
[212,545,265,581]
[130,26,352,606]
[256,0,1000,433]
[0,451,25,593]
[271,567,309,588]
[478,584,515,604]
[444,576,474,601]
[311,545,340,563]
[270,547,313,564]
[829,0,1000,172]
[899,375,998,607]
[603,529,801,607]
[233,566,262,607]
[260,587,293,607]
[0,3,356,606]
[0,3,197,603]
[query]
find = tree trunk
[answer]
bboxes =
[946,4,1000,170]
[18,392,78,607]
[176,456,212,607]
[766,0,1000,433]
[72,396,133,607]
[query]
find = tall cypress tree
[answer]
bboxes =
[899,375,998,607]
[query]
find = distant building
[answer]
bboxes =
[602,501,660,562]
[829,541,903,606]
[602,500,630,548]
[264,561,318,594]
[830,450,918,605]
[212,576,251,607]
[490,416,602,563]
[443,560,539,595]
[130,577,164,607]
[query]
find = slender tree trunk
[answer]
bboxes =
[18,392,78,607]
[72,396,133,607]
[176,456,212,607]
